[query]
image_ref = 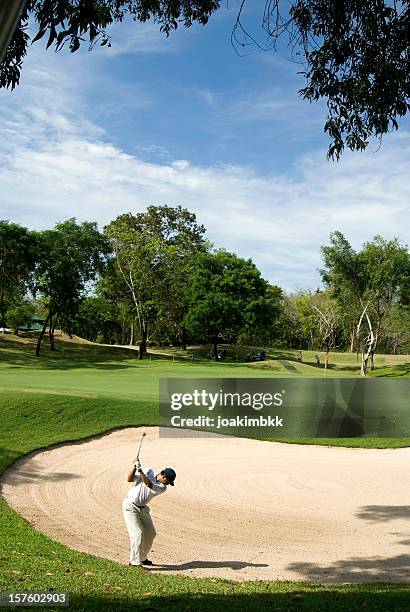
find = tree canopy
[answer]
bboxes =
[321,232,410,375]
[1,212,409,362]
[1,1,409,157]
[234,1,410,159]
[184,249,277,356]
[293,289,343,352]
[0,1,220,88]
[105,205,207,358]
[0,220,37,326]
[34,218,107,355]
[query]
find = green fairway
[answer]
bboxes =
[0,333,409,449]
[0,335,365,405]
[1,335,410,610]
[1,334,410,398]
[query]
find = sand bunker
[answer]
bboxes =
[2,427,409,583]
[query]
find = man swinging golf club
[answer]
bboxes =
[122,434,176,568]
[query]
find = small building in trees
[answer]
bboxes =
[17,316,46,332]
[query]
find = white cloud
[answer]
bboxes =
[98,20,180,57]
[1,120,409,291]
[197,89,217,106]
[0,48,409,292]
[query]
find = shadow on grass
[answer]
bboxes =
[356,505,410,523]
[373,364,410,378]
[287,553,410,584]
[0,448,21,471]
[4,362,138,372]
[0,340,135,370]
[0,337,176,371]
[278,360,299,372]
[190,345,299,363]
[63,587,410,611]
[299,362,361,373]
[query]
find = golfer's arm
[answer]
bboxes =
[127,466,136,482]
[138,470,152,488]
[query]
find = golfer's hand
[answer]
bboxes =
[134,460,141,470]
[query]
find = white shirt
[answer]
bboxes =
[126,467,166,507]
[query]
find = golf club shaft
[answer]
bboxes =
[136,432,146,460]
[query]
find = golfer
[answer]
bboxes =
[122,460,176,568]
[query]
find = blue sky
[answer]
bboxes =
[0,3,409,291]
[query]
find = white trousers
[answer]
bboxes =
[122,498,156,566]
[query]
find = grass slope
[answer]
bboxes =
[1,336,409,610]
[0,334,409,447]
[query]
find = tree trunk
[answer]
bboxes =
[50,330,55,351]
[48,311,53,348]
[49,313,58,351]
[36,311,51,357]
[370,333,379,370]
[139,324,148,360]
[350,326,355,352]
[181,325,187,350]
[357,304,375,377]
[0,286,5,327]
[360,334,376,377]
[213,339,218,359]
[129,322,134,346]
[360,351,369,376]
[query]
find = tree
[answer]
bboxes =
[184,249,275,356]
[0,1,220,89]
[294,289,342,352]
[0,220,37,326]
[6,299,35,334]
[0,1,26,64]
[34,218,107,355]
[2,2,410,158]
[272,294,304,349]
[68,295,124,344]
[321,232,410,376]
[105,205,207,359]
[95,260,137,345]
[234,1,410,159]
[382,304,410,355]
[293,292,319,350]
[237,284,283,348]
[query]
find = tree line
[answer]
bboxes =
[1,207,409,374]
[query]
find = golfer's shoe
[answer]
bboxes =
[128,563,148,570]
[142,559,153,566]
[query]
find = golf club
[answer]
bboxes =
[136,432,146,461]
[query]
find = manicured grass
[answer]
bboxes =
[370,364,410,378]
[1,336,409,610]
[0,334,409,448]
[0,391,156,465]
[153,342,410,371]
[0,336,364,416]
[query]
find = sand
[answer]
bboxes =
[1,427,409,583]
